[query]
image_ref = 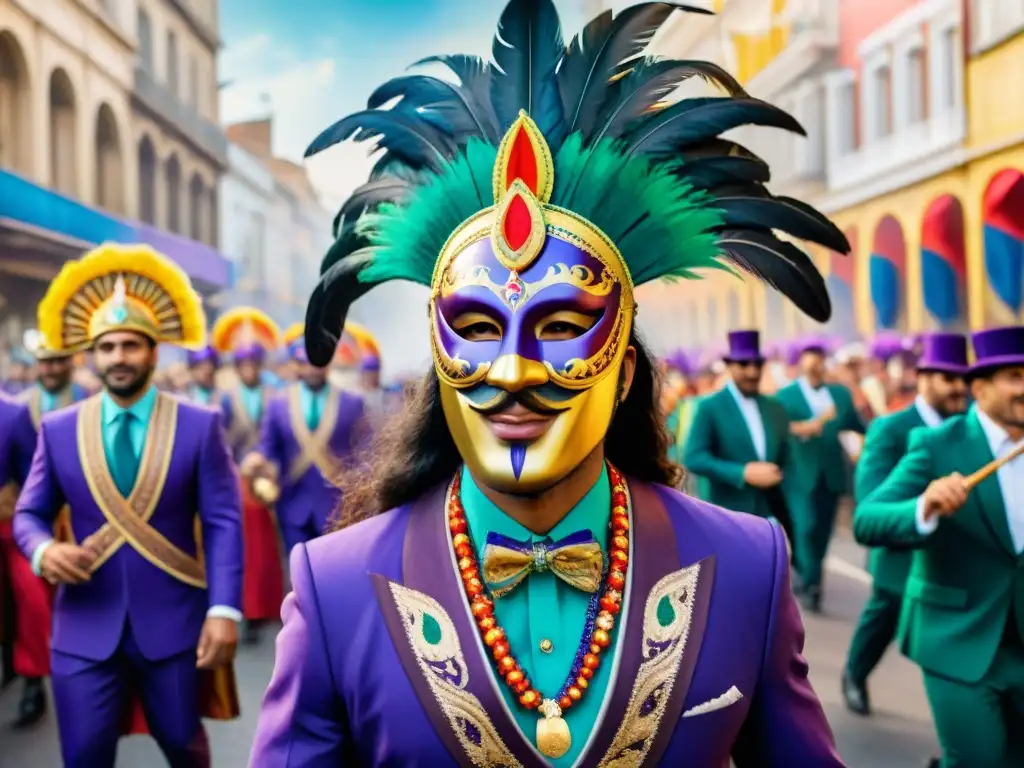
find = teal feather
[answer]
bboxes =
[358,133,726,289]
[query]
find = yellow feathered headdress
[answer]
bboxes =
[210,307,282,354]
[38,243,206,353]
[23,328,73,361]
[282,323,304,347]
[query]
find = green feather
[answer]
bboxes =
[357,132,728,287]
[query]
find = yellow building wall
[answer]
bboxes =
[823,32,1024,336]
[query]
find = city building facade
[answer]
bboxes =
[0,0,233,366]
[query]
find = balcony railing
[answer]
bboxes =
[133,66,228,166]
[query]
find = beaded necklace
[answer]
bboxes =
[448,464,630,759]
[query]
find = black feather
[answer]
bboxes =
[559,3,710,139]
[717,229,832,322]
[320,221,370,275]
[716,196,850,252]
[490,0,565,144]
[415,55,501,142]
[623,97,806,158]
[674,156,770,189]
[332,178,413,237]
[592,57,747,145]
[305,249,378,368]
[368,74,498,143]
[304,110,455,171]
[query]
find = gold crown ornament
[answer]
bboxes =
[37,242,207,353]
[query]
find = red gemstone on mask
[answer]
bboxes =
[502,193,532,251]
[506,126,538,194]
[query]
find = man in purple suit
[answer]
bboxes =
[242,331,366,554]
[14,243,243,768]
[250,2,845,765]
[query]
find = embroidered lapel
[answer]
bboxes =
[589,481,714,767]
[76,393,203,585]
[285,385,343,483]
[374,483,541,768]
[964,415,1016,558]
[25,388,41,430]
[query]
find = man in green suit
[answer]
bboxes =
[842,333,968,717]
[854,326,1024,767]
[684,331,796,536]
[776,337,866,612]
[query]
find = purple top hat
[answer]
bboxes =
[288,339,308,364]
[723,330,763,363]
[360,355,381,373]
[969,326,1024,377]
[869,331,904,362]
[917,332,969,376]
[663,350,692,376]
[186,346,218,368]
[233,342,266,365]
[787,336,828,366]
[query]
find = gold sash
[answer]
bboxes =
[286,385,342,484]
[225,387,266,457]
[76,394,206,588]
[21,386,74,431]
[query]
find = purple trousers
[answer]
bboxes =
[51,619,209,768]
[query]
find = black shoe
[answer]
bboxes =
[841,672,871,716]
[12,677,46,729]
[801,587,822,614]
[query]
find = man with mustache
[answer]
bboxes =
[842,333,968,721]
[684,331,795,542]
[241,326,366,555]
[2,333,89,727]
[13,244,243,768]
[855,326,1024,768]
[249,3,847,763]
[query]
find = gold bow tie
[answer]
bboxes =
[481,531,605,599]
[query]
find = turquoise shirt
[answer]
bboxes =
[461,464,619,766]
[297,382,328,432]
[240,383,264,423]
[191,385,213,406]
[101,385,157,463]
[40,387,59,413]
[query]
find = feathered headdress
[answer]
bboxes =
[303,0,848,366]
[343,321,382,371]
[210,307,283,354]
[38,243,206,353]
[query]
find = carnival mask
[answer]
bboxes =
[432,114,635,493]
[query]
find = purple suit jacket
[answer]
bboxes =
[250,480,843,767]
[13,394,243,663]
[0,394,36,489]
[255,386,366,534]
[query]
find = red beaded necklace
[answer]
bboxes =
[447,463,631,759]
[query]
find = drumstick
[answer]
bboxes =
[966,442,1024,490]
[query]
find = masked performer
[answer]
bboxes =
[250,2,850,765]
[242,328,367,555]
[1,334,89,726]
[13,244,242,768]
[211,307,286,644]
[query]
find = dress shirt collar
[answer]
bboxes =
[102,384,157,427]
[914,395,944,428]
[726,377,754,403]
[974,405,1024,455]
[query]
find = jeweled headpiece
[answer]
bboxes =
[211,307,282,364]
[303,0,848,366]
[38,243,206,353]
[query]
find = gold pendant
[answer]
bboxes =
[536,699,571,759]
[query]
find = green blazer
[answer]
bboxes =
[682,385,791,517]
[853,403,927,593]
[854,410,1024,684]
[775,380,865,494]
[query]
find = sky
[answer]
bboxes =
[218,0,602,210]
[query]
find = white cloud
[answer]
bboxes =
[218,34,273,79]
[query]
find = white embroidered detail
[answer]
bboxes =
[682,686,743,718]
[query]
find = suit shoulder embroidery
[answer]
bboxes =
[596,562,702,768]
[388,581,522,768]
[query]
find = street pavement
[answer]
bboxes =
[0,530,940,767]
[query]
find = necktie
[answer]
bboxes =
[111,411,139,497]
[308,391,321,432]
[482,531,605,599]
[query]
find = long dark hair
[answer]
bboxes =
[330,331,681,530]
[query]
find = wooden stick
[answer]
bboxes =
[966,442,1024,490]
